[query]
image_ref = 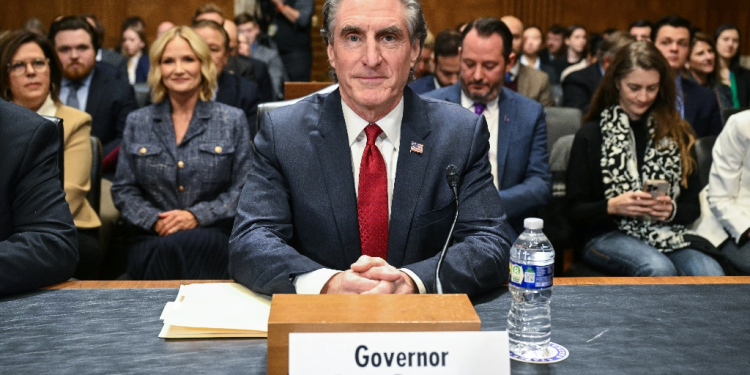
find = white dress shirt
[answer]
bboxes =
[127,53,141,85]
[460,91,500,189]
[294,97,426,294]
[520,55,541,70]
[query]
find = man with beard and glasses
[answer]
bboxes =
[425,17,551,241]
[49,16,138,166]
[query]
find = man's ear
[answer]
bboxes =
[505,52,516,74]
[327,43,336,70]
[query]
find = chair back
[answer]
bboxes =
[694,135,717,189]
[133,83,151,108]
[88,136,103,215]
[41,115,65,189]
[550,84,564,107]
[544,107,582,151]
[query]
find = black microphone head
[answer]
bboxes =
[446,165,459,188]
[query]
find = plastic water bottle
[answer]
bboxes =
[507,218,555,358]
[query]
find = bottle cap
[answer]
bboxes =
[524,218,543,230]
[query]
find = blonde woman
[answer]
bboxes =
[112,27,251,279]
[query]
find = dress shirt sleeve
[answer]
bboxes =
[294,269,341,294]
[111,112,162,231]
[188,112,253,226]
[707,115,750,242]
[400,268,426,294]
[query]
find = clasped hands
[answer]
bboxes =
[607,191,673,221]
[322,255,418,294]
[152,210,198,236]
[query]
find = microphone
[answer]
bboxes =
[435,165,460,294]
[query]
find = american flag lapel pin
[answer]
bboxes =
[410,141,424,154]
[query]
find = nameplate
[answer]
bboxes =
[289,331,509,374]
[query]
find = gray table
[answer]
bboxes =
[1,284,748,374]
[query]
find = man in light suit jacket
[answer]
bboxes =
[425,17,552,239]
[0,100,78,295]
[229,0,511,296]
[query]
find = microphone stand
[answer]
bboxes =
[435,165,460,294]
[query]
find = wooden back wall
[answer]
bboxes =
[2,0,748,82]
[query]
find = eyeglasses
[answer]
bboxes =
[7,58,50,77]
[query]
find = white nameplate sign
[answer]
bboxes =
[289,331,509,375]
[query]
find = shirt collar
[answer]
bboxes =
[459,89,500,112]
[36,94,57,117]
[342,97,403,151]
[520,55,540,70]
[508,61,521,81]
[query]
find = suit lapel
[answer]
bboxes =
[85,68,105,115]
[495,89,513,189]
[388,89,432,267]
[310,90,362,265]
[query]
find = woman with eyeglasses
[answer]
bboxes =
[0,30,103,279]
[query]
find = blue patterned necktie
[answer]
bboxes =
[66,81,82,110]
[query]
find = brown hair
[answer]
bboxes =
[689,32,718,86]
[587,41,696,186]
[193,3,224,23]
[0,30,62,103]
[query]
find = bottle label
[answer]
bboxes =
[509,260,553,289]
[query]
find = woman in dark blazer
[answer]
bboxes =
[112,26,252,279]
[121,25,150,84]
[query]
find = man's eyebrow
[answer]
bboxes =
[376,26,403,38]
[340,25,363,37]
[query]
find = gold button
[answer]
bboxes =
[178,161,184,169]
[139,147,147,155]
[178,186,185,192]
[214,146,222,154]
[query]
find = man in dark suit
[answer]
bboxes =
[538,24,565,65]
[229,0,511,296]
[49,16,138,159]
[563,31,634,114]
[0,100,78,295]
[194,21,261,137]
[408,29,462,94]
[652,15,722,137]
[425,17,551,240]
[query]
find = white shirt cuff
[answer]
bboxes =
[294,268,341,294]
[400,268,426,294]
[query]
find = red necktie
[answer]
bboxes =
[358,124,389,259]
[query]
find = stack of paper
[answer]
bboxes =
[159,283,272,339]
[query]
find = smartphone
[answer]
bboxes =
[643,179,669,199]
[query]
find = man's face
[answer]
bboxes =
[523,28,542,56]
[501,17,524,56]
[413,46,432,78]
[459,29,512,104]
[238,22,261,45]
[54,29,96,81]
[654,26,690,72]
[629,26,652,42]
[434,54,459,87]
[547,32,563,54]
[223,21,239,56]
[194,27,228,73]
[327,0,420,118]
[195,12,223,25]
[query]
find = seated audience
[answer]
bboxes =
[550,24,587,82]
[652,15,722,137]
[567,41,724,276]
[193,20,261,136]
[83,13,128,82]
[539,24,565,64]
[563,31,634,113]
[686,32,717,88]
[267,0,314,81]
[235,13,287,101]
[111,26,252,279]
[696,110,750,274]
[48,16,139,162]
[629,19,653,42]
[408,29,462,94]
[521,25,557,81]
[425,17,551,241]
[0,99,78,294]
[501,16,553,106]
[0,30,101,279]
[561,33,604,82]
[714,24,750,109]
[121,24,149,84]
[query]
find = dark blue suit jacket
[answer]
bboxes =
[682,77,723,137]
[216,70,261,139]
[408,74,438,94]
[424,84,552,238]
[86,66,139,156]
[135,54,150,84]
[562,63,602,114]
[0,100,78,295]
[229,87,511,296]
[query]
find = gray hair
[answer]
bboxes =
[320,0,428,81]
